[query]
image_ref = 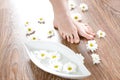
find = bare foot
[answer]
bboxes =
[54,14,80,43]
[74,21,95,39]
[54,15,95,43]
[50,0,95,43]
[50,0,80,43]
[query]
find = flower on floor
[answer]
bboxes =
[38,17,45,24]
[68,0,76,10]
[48,52,61,61]
[25,21,29,26]
[35,50,48,59]
[26,27,34,34]
[63,62,77,73]
[91,53,101,64]
[97,30,106,38]
[79,3,88,12]
[86,40,98,52]
[49,61,63,72]
[71,13,82,22]
[31,36,37,40]
[27,34,39,41]
[47,30,55,38]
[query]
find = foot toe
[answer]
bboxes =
[82,32,94,39]
[73,32,80,43]
[85,29,95,36]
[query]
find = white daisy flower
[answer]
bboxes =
[27,34,39,41]
[25,21,29,26]
[79,3,88,12]
[35,50,48,59]
[30,36,38,41]
[63,62,77,73]
[86,40,98,52]
[49,61,63,72]
[25,22,35,34]
[47,30,55,38]
[91,53,101,64]
[38,17,45,24]
[68,0,76,10]
[71,13,82,22]
[26,27,34,34]
[48,52,61,61]
[97,30,106,38]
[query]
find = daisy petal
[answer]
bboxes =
[49,61,63,72]
[38,17,45,24]
[91,53,101,64]
[97,30,106,38]
[71,13,82,22]
[79,3,88,12]
[86,40,98,52]
[63,62,77,73]
[35,50,48,59]
[48,51,61,61]
[68,0,76,10]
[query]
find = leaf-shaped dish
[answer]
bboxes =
[24,41,91,79]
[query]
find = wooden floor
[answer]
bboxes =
[0,0,120,80]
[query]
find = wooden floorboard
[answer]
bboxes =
[0,0,120,80]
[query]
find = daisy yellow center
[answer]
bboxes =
[82,6,85,9]
[48,31,52,34]
[67,67,72,71]
[74,16,78,20]
[41,53,45,57]
[100,32,103,35]
[54,65,58,68]
[39,18,43,21]
[25,21,29,24]
[32,37,36,40]
[70,4,74,6]
[28,28,31,31]
[90,43,94,47]
[52,55,57,59]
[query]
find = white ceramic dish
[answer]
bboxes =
[24,41,91,79]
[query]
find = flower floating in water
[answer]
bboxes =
[47,30,55,38]
[68,0,76,10]
[63,62,77,73]
[35,50,48,59]
[71,13,82,22]
[79,3,88,12]
[97,30,106,38]
[50,61,63,72]
[86,40,98,52]
[38,17,45,24]
[91,53,101,64]
[49,52,61,61]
